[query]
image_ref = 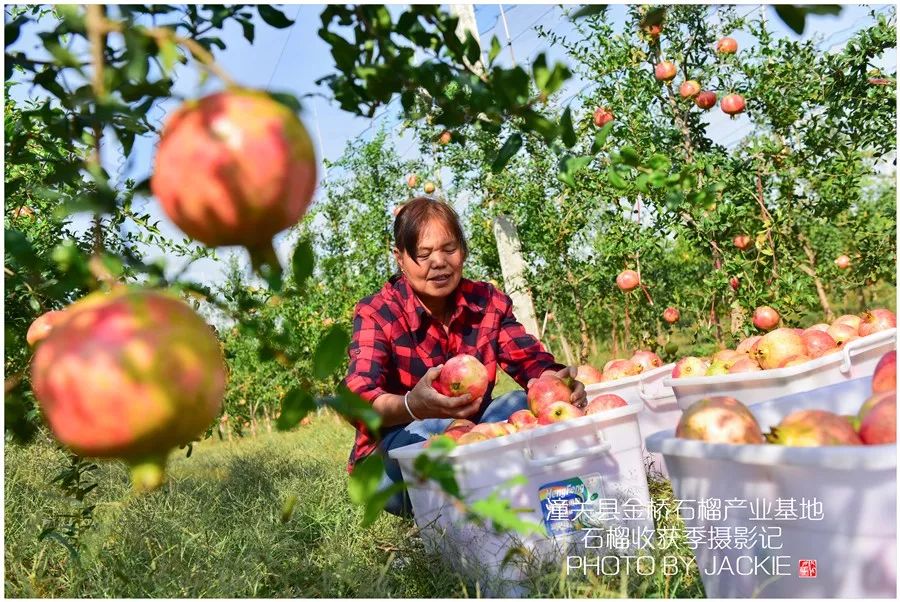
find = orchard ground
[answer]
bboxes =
[6,285,892,598]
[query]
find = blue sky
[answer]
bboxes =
[7,4,896,287]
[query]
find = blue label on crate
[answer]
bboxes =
[538,474,605,537]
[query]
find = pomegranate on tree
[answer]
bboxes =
[721,93,746,116]
[716,37,738,54]
[151,90,317,269]
[423,182,436,194]
[834,254,851,269]
[593,107,614,127]
[30,288,227,492]
[694,90,717,110]
[679,80,701,98]
[729,277,740,291]
[616,269,640,291]
[663,306,680,324]
[752,306,780,331]
[406,174,418,188]
[732,234,751,250]
[654,61,677,81]
[438,130,452,145]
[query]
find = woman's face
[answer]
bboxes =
[394,218,465,305]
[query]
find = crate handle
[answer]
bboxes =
[523,439,613,468]
[638,380,674,409]
[839,328,897,375]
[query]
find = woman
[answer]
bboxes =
[343,196,586,517]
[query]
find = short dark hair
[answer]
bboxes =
[393,197,468,264]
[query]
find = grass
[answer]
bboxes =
[5,413,704,598]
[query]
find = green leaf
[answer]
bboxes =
[488,36,502,64]
[607,165,628,189]
[158,38,180,74]
[619,146,640,167]
[560,106,576,148]
[361,482,405,527]
[469,494,545,536]
[532,53,549,91]
[290,238,314,288]
[327,387,382,434]
[348,453,384,505]
[413,450,460,498]
[647,154,671,171]
[640,7,666,28]
[267,91,303,113]
[258,5,294,28]
[590,122,614,153]
[239,18,255,44]
[570,5,608,20]
[312,324,350,379]
[491,133,523,173]
[276,388,316,431]
[773,5,806,34]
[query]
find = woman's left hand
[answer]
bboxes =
[534,365,587,408]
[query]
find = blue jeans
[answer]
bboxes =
[377,390,528,517]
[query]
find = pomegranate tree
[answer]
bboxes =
[30,288,227,491]
[151,89,317,268]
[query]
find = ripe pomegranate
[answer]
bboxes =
[859,395,896,444]
[663,306,680,324]
[804,323,830,333]
[705,361,729,376]
[616,269,640,292]
[26,310,65,348]
[835,254,851,269]
[406,174,418,188]
[716,37,738,54]
[457,431,490,445]
[827,323,859,347]
[833,314,862,331]
[712,349,743,369]
[13,206,36,219]
[752,306,780,331]
[602,359,643,382]
[679,80,701,98]
[423,182,436,194]
[643,23,662,38]
[694,90,717,109]
[721,93,746,116]
[575,364,603,385]
[734,336,760,356]
[859,309,896,337]
[728,357,762,373]
[767,409,863,446]
[672,356,708,378]
[730,277,740,291]
[732,234,751,250]
[593,107,614,127]
[585,394,627,415]
[438,130,452,145]
[151,90,317,267]
[654,61,677,81]
[753,328,807,370]
[676,397,764,444]
[434,354,489,400]
[631,350,663,371]
[508,409,538,430]
[800,330,837,358]
[779,355,811,368]
[872,351,896,393]
[30,288,227,491]
[858,390,894,423]
[527,375,573,415]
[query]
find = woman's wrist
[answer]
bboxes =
[403,390,422,421]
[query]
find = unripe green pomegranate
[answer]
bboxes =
[151,89,317,268]
[30,288,227,492]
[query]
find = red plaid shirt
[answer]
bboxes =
[343,274,563,471]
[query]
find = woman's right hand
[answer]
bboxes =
[407,364,482,419]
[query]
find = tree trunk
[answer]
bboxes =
[797,234,835,321]
[565,268,591,364]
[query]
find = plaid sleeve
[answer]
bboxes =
[496,293,566,388]
[343,300,390,404]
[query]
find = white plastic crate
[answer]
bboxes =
[584,363,680,477]
[388,403,654,596]
[663,328,896,410]
[646,376,896,598]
